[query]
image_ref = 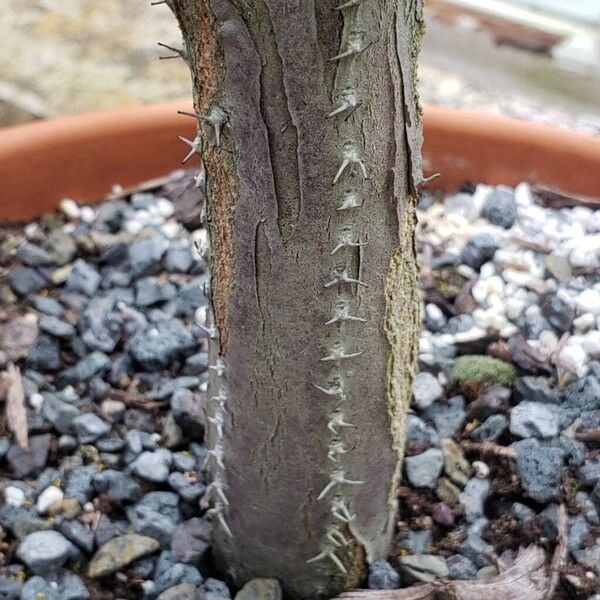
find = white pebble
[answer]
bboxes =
[83,502,94,513]
[191,229,209,260]
[582,330,600,359]
[161,220,181,239]
[568,235,600,270]
[79,206,96,224]
[195,306,208,325]
[514,182,534,207]
[505,297,525,321]
[157,198,175,218]
[24,222,40,239]
[574,313,596,333]
[4,486,25,507]
[36,486,64,514]
[124,219,144,236]
[575,289,600,316]
[59,198,80,220]
[29,392,44,411]
[472,461,490,479]
[557,345,588,378]
[479,262,496,280]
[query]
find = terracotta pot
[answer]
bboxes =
[0,102,599,223]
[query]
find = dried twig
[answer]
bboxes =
[337,546,549,599]
[461,440,517,460]
[546,504,567,600]
[4,363,28,450]
[108,388,165,412]
[575,429,600,443]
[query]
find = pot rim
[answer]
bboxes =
[0,101,598,222]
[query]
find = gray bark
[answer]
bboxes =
[169,1,424,597]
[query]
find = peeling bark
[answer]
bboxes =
[170,1,423,597]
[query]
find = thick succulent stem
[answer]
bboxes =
[170,1,423,597]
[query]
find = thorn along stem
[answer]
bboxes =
[178,110,199,119]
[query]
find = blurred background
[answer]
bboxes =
[1,0,599,132]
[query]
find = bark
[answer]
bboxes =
[336,546,550,600]
[169,1,424,597]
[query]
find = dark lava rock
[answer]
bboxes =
[461,233,498,270]
[481,189,517,229]
[26,335,61,372]
[540,294,575,333]
[128,319,195,371]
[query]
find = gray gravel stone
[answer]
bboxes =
[127,492,181,548]
[29,295,64,317]
[399,529,432,555]
[406,414,440,449]
[128,235,169,277]
[6,266,47,296]
[26,335,61,372]
[171,518,211,565]
[512,438,564,503]
[425,395,465,439]
[574,541,600,576]
[568,515,590,553]
[6,434,51,478]
[66,260,101,296]
[412,372,443,410]
[461,233,498,270]
[164,243,193,273]
[511,502,536,525]
[61,351,111,383]
[405,448,444,489]
[41,395,81,434]
[564,375,600,411]
[168,472,205,503]
[93,469,141,503]
[171,388,204,439]
[515,377,560,404]
[17,530,76,574]
[471,414,508,442]
[132,449,173,483]
[59,519,96,554]
[558,437,586,467]
[459,519,490,568]
[446,554,478,580]
[510,401,559,439]
[128,319,195,371]
[541,294,575,333]
[39,315,76,339]
[578,457,600,487]
[72,413,111,443]
[65,465,98,505]
[368,559,400,590]
[459,477,490,523]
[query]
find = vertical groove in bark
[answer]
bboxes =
[170,1,423,598]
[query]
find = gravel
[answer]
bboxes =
[0,174,598,596]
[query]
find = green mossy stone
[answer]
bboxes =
[450,355,518,390]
